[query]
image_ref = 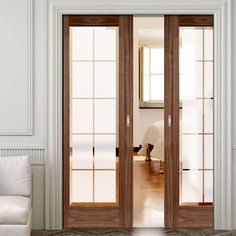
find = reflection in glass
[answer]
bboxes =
[70,26,118,204]
[179,27,214,204]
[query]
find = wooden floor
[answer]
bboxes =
[32,228,234,236]
[133,155,164,227]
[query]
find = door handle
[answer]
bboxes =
[168,115,171,127]
[127,115,130,127]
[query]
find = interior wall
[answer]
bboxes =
[0,0,235,230]
[133,17,164,147]
[0,0,46,229]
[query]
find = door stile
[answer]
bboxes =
[63,15,70,228]
[164,15,179,228]
[122,16,133,228]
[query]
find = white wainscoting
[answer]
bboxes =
[0,148,45,229]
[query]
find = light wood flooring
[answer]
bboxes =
[133,155,164,227]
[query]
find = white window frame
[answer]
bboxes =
[46,0,232,230]
[139,46,165,108]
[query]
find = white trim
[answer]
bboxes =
[0,0,34,136]
[0,148,45,164]
[46,0,232,230]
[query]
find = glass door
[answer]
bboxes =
[164,15,214,228]
[63,15,133,228]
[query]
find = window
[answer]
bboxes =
[139,46,164,108]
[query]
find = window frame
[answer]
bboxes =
[139,46,165,109]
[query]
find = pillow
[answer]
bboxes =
[0,156,31,196]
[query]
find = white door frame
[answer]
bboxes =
[46,0,232,230]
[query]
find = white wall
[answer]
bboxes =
[0,0,235,230]
[0,0,46,229]
[133,17,164,147]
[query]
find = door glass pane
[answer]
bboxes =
[182,100,202,133]
[94,27,117,60]
[179,27,214,205]
[94,62,116,98]
[204,62,213,98]
[94,135,116,169]
[204,135,213,169]
[204,29,213,60]
[94,99,116,133]
[182,135,202,169]
[72,62,93,98]
[72,99,93,133]
[204,170,213,202]
[72,27,93,60]
[181,171,202,203]
[72,135,93,169]
[70,26,118,204]
[71,171,93,202]
[204,100,213,133]
[94,171,116,202]
[179,58,203,99]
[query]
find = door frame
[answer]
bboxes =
[46,0,232,230]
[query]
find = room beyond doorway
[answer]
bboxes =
[133,16,165,227]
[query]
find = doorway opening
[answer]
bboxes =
[133,16,165,227]
[132,15,214,228]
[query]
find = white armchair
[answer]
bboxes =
[0,156,32,236]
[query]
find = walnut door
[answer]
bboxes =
[164,15,214,228]
[63,15,133,228]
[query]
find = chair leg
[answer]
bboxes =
[159,160,164,174]
[145,144,153,161]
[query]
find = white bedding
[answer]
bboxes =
[138,121,164,161]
